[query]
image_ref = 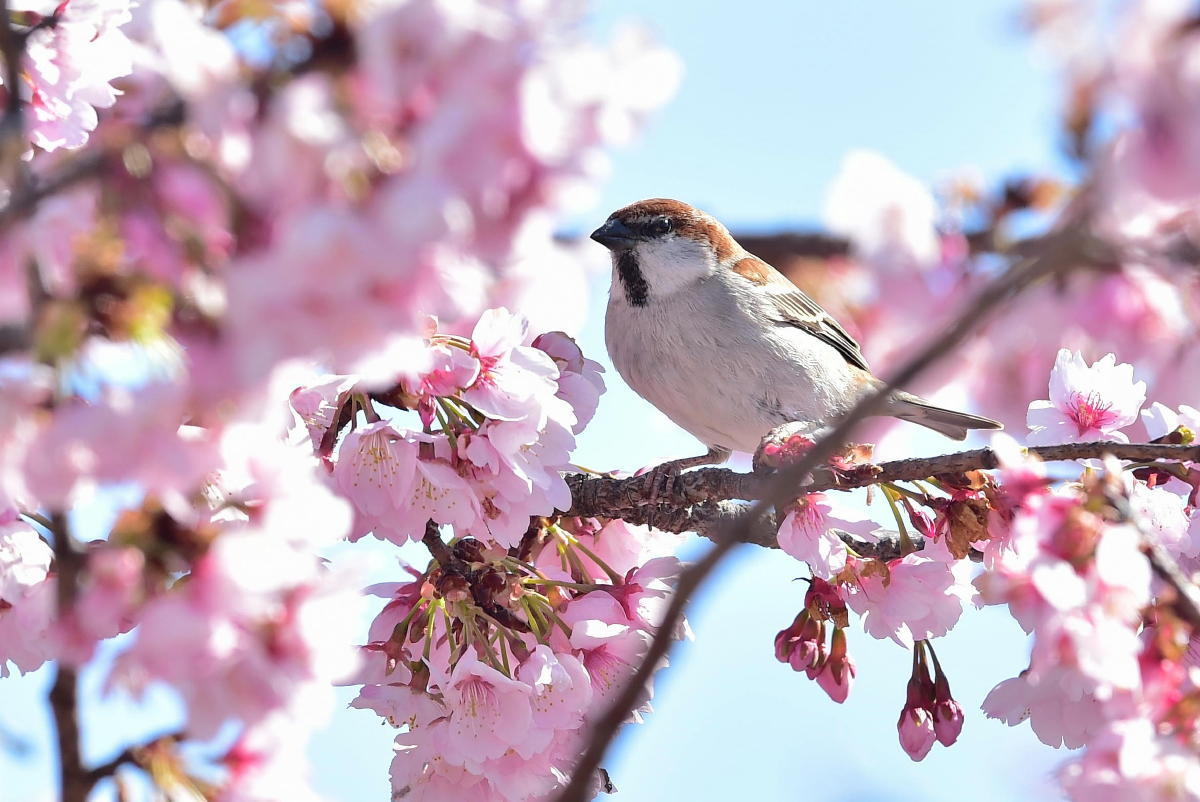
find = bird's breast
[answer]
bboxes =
[604,277,863,452]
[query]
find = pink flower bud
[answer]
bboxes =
[932,672,964,746]
[789,617,823,673]
[814,627,855,703]
[815,657,855,703]
[815,652,856,704]
[933,697,964,746]
[773,613,807,663]
[804,635,828,679]
[897,706,937,761]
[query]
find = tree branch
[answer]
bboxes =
[84,730,183,787]
[556,224,1100,802]
[421,520,452,566]
[48,511,88,802]
[564,442,1200,518]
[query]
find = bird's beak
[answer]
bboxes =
[589,219,638,250]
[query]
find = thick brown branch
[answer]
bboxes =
[619,500,948,563]
[564,442,1200,518]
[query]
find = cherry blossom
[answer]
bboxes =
[433,652,535,768]
[462,308,559,424]
[1027,350,1147,444]
[823,150,941,271]
[1059,718,1200,802]
[846,540,975,648]
[0,514,54,677]
[12,0,136,151]
[777,493,881,579]
[1141,401,1200,441]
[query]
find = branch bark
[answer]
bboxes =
[48,512,88,802]
[564,442,1200,519]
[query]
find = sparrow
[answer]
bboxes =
[591,198,1001,473]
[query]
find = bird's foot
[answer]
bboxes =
[635,446,731,506]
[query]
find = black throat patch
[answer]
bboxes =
[616,250,649,307]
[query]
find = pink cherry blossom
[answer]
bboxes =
[336,428,480,546]
[1126,480,1192,558]
[564,518,685,582]
[20,383,214,511]
[563,592,655,716]
[1059,718,1200,802]
[777,493,880,579]
[433,651,535,769]
[114,530,362,739]
[814,627,856,704]
[289,374,358,453]
[846,540,975,648]
[0,514,51,599]
[0,515,55,677]
[225,207,425,380]
[533,331,606,434]
[334,422,418,521]
[823,150,941,272]
[982,667,1110,750]
[1027,350,1146,444]
[14,0,136,152]
[517,644,593,730]
[0,576,53,679]
[58,544,145,664]
[462,308,559,423]
[219,712,326,802]
[1141,401,1200,441]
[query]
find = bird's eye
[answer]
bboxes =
[648,217,672,236]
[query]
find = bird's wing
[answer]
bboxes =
[729,255,871,372]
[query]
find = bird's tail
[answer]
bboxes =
[888,391,1003,441]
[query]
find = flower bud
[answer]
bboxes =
[932,672,964,746]
[897,706,936,761]
[789,616,823,673]
[773,612,807,663]
[815,627,855,703]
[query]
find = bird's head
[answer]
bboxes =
[591,198,740,304]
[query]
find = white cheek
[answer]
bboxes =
[634,237,716,297]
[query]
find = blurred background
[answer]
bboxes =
[0,0,1130,799]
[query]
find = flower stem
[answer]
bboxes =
[881,485,915,556]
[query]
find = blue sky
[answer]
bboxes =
[0,2,1076,800]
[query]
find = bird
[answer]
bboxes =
[590,198,1001,475]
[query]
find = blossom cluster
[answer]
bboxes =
[350,519,684,801]
[286,306,696,799]
[0,0,678,797]
[768,348,1200,798]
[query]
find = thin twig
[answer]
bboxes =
[48,511,89,802]
[421,520,452,566]
[84,730,183,786]
[556,225,1096,802]
[1108,494,1200,629]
